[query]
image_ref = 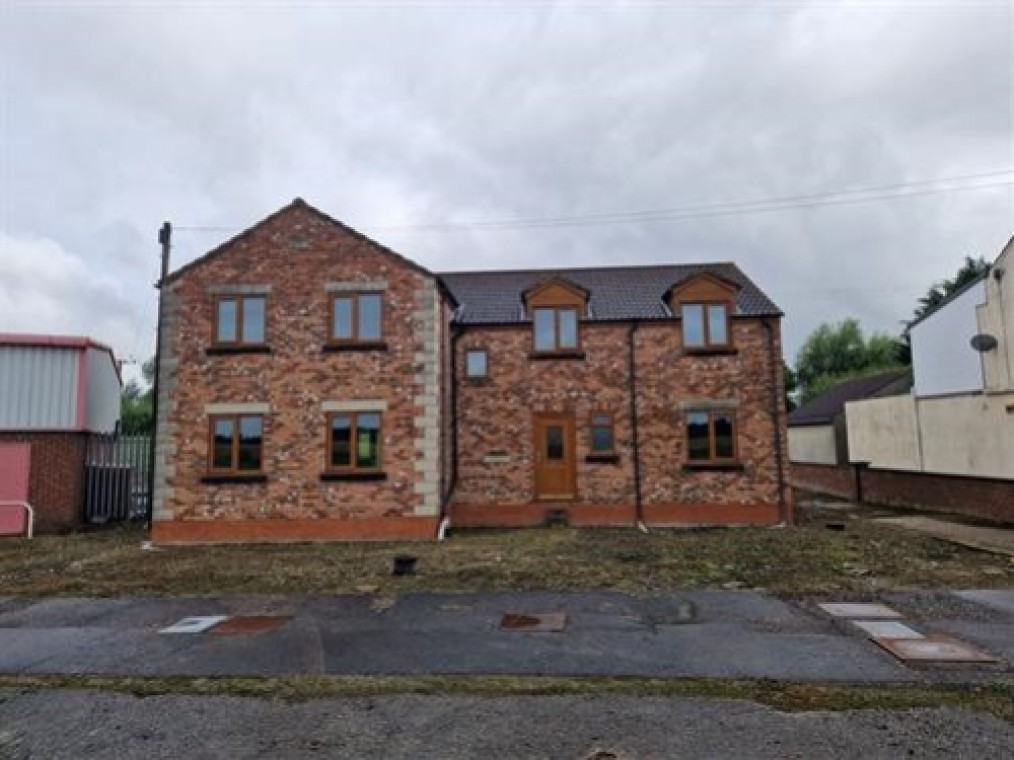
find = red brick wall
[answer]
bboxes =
[155,203,444,537]
[791,461,1013,524]
[451,317,789,526]
[862,469,1014,524]
[0,432,86,532]
[790,462,858,501]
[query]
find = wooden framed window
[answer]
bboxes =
[681,302,729,349]
[533,307,580,353]
[685,410,737,464]
[326,411,382,472]
[465,349,488,378]
[208,414,263,474]
[214,295,266,346]
[589,412,615,454]
[329,293,383,344]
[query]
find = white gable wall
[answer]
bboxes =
[909,280,987,397]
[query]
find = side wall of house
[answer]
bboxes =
[152,205,442,544]
[85,347,121,433]
[451,317,788,527]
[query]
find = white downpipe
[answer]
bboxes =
[0,501,34,539]
[637,520,649,534]
[437,516,451,541]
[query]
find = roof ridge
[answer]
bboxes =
[437,260,739,277]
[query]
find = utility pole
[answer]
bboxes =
[147,222,171,527]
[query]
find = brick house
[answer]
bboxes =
[152,199,790,544]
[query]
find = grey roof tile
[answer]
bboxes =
[438,262,781,325]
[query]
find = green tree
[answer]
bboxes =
[913,256,990,319]
[795,319,906,403]
[120,358,155,434]
[783,361,799,412]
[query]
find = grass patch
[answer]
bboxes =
[0,504,1009,597]
[0,674,1010,721]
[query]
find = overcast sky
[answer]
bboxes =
[2,0,1012,383]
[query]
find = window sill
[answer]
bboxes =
[682,462,744,472]
[464,376,491,385]
[585,453,620,464]
[528,350,586,361]
[683,347,738,356]
[206,345,272,356]
[320,471,388,482]
[322,341,389,353]
[200,473,268,484]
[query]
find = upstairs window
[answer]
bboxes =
[209,414,263,473]
[465,349,488,378]
[533,307,579,352]
[327,412,382,472]
[215,295,266,346]
[330,293,383,343]
[685,410,737,464]
[681,303,729,349]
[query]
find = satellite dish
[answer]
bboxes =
[970,334,998,352]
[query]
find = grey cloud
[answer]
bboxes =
[1,0,1011,369]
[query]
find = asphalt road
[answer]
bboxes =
[0,690,1010,759]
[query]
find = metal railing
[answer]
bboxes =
[0,500,34,538]
[84,434,152,523]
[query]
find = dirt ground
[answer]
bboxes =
[1,500,1009,597]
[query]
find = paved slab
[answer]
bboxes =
[818,603,902,619]
[851,620,924,639]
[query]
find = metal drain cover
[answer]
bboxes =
[873,634,999,663]
[209,615,292,635]
[501,612,567,632]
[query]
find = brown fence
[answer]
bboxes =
[83,434,151,523]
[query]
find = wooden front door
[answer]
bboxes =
[533,413,577,501]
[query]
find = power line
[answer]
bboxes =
[173,168,1014,235]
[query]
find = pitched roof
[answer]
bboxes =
[438,262,781,324]
[162,198,439,286]
[788,370,910,426]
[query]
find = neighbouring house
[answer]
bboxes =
[844,235,1014,523]
[151,199,791,544]
[787,370,911,498]
[0,334,121,533]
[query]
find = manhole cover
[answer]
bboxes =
[851,620,924,639]
[874,634,999,663]
[501,612,567,632]
[209,615,292,635]
[159,616,229,635]
[818,603,902,619]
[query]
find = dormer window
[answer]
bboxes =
[667,273,740,353]
[534,307,579,352]
[681,302,729,348]
[523,276,588,357]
